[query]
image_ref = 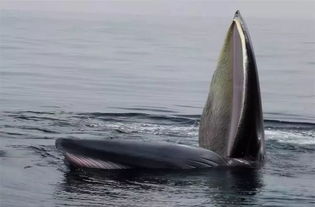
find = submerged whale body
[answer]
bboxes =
[56,11,265,169]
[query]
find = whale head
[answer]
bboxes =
[199,11,265,163]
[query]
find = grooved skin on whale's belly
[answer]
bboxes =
[64,152,129,169]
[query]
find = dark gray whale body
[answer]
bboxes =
[56,11,265,170]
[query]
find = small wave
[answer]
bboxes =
[3,110,315,125]
[77,112,197,125]
[111,106,177,113]
[27,145,58,158]
[0,150,6,157]
[1,111,314,147]
[265,119,315,130]
[265,112,315,125]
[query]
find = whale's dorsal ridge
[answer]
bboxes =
[199,11,265,162]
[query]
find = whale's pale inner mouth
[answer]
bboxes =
[65,152,129,169]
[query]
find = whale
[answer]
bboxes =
[56,11,265,170]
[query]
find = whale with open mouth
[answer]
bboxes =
[56,11,265,169]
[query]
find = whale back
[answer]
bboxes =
[199,11,265,162]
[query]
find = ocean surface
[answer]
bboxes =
[1,3,315,207]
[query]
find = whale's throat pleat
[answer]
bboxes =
[65,152,129,169]
[198,22,238,157]
[199,12,265,161]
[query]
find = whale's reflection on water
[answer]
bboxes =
[55,168,263,206]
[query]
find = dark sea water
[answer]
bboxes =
[1,3,315,207]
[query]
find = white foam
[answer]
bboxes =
[266,129,315,145]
